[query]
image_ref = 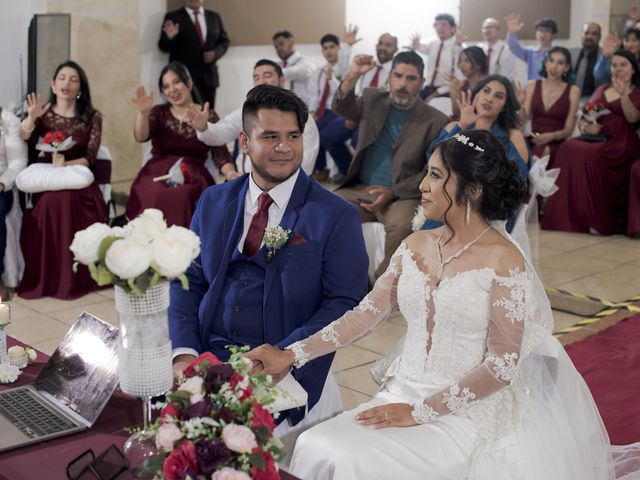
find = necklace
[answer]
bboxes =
[435,225,492,284]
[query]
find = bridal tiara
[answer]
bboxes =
[453,133,485,152]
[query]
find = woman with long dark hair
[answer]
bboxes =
[17,60,107,299]
[542,49,640,235]
[245,129,640,479]
[125,61,233,227]
[517,46,580,167]
[449,46,487,119]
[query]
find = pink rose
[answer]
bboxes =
[155,423,183,451]
[221,424,258,453]
[211,467,252,480]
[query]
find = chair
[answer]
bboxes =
[2,189,25,289]
[92,145,116,219]
[361,222,385,284]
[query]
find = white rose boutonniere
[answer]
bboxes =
[263,226,291,263]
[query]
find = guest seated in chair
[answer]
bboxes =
[0,106,27,299]
[421,74,529,232]
[517,46,580,168]
[17,61,107,300]
[125,61,233,227]
[542,49,640,235]
[169,85,369,456]
[332,51,449,279]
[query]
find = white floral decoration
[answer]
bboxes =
[411,402,439,424]
[442,383,477,412]
[486,352,519,383]
[453,133,484,152]
[263,226,291,263]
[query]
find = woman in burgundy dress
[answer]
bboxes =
[126,62,233,227]
[17,61,107,299]
[542,50,640,235]
[519,47,580,167]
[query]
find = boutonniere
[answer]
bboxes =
[335,74,342,81]
[263,226,291,263]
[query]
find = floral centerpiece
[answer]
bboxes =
[580,101,611,123]
[70,208,200,295]
[142,350,283,480]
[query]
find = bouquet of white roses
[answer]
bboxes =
[70,209,200,295]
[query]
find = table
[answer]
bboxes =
[0,337,298,480]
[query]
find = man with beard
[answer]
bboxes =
[272,30,315,106]
[569,22,602,98]
[169,85,368,456]
[314,32,399,183]
[332,51,449,278]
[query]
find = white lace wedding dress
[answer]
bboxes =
[286,226,640,480]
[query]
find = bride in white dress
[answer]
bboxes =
[247,129,640,480]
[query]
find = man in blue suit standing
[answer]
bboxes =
[169,84,369,448]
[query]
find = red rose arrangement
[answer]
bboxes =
[143,349,283,480]
[581,101,610,123]
[43,130,66,149]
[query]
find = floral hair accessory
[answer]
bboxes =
[453,133,485,152]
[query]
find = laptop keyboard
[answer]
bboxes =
[0,389,77,438]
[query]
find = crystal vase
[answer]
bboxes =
[114,282,172,478]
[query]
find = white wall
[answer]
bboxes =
[0,0,47,110]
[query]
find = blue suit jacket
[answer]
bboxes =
[169,170,368,424]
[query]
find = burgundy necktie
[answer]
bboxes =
[369,65,383,88]
[316,69,332,119]
[485,47,492,72]
[193,9,204,47]
[243,193,273,257]
[429,42,444,89]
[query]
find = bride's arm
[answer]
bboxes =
[246,243,406,373]
[411,264,529,424]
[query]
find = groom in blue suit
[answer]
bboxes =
[169,85,368,428]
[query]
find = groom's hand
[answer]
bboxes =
[245,344,295,376]
[172,354,197,378]
[355,403,417,429]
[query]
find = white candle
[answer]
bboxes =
[0,303,10,326]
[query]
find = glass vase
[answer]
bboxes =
[114,282,172,478]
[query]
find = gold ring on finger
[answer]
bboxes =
[384,412,389,421]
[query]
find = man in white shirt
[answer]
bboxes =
[411,13,462,101]
[273,30,315,106]
[479,17,517,81]
[188,59,319,178]
[315,32,398,182]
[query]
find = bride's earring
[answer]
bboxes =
[465,200,471,225]
[76,92,81,99]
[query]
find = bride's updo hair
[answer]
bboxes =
[436,128,527,221]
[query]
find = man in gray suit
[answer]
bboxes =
[570,22,602,98]
[332,50,449,278]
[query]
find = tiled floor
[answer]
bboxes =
[7,230,639,410]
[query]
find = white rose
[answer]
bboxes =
[151,228,199,278]
[177,375,204,404]
[221,424,258,453]
[155,423,183,451]
[0,364,20,383]
[105,238,152,279]
[125,208,167,243]
[69,223,112,264]
[211,467,252,480]
[110,226,127,238]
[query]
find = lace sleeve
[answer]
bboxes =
[286,243,406,368]
[411,268,531,424]
[84,111,102,165]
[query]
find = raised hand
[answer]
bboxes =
[444,72,462,92]
[163,20,179,39]
[602,33,621,56]
[629,4,639,21]
[131,85,154,114]
[25,93,51,120]
[612,74,631,96]
[457,90,478,128]
[349,54,376,78]
[455,26,468,46]
[343,24,362,46]
[183,102,210,132]
[513,80,526,107]
[505,13,524,34]
[409,33,422,49]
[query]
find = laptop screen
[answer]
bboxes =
[33,312,120,424]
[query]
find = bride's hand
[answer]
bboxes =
[245,344,295,376]
[355,403,416,429]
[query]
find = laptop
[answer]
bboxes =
[0,312,120,453]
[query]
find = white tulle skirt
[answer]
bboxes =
[290,337,640,480]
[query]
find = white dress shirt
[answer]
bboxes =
[479,39,517,81]
[0,109,27,190]
[195,107,319,176]
[306,43,352,113]
[278,51,315,105]
[416,35,462,95]
[184,6,207,40]
[172,168,300,361]
[355,59,392,96]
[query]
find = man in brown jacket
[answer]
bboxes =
[333,50,449,278]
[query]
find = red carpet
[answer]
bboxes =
[565,314,640,445]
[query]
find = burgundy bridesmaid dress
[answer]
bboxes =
[627,159,640,237]
[529,80,571,166]
[125,105,232,227]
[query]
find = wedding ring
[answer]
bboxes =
[384,412,389,422]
